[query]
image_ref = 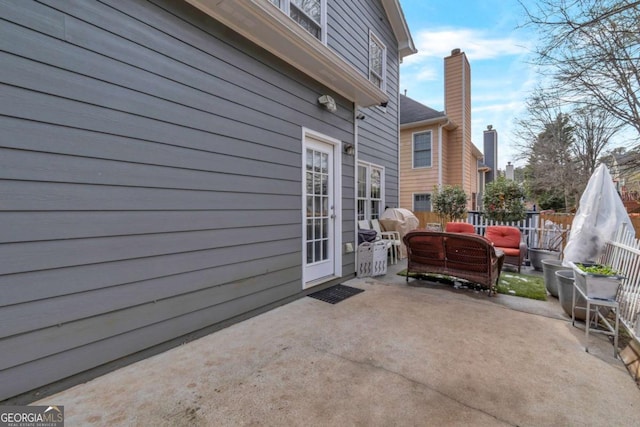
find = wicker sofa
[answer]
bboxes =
[403,230,505,294]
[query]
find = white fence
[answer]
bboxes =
[465,212,570,254]
[464,214,640,340]
[599,225,640,340]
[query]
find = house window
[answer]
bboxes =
[270,0,326,42]
[414,194,431,212]
[357,163,384,221]
[413,131,432,168]
[369,32,386,90]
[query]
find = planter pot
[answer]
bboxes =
[570,263,623,300]
[529,248,561,271]
[541,259,564,297]
[556,270,588,321]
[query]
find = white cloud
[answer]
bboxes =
[403,28,531,66]
[415,67,439,81]
[474,101,525,113]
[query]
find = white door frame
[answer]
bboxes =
[301,127,342,289]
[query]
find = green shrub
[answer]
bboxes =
[483,177,526,222]
[432,185,468,226]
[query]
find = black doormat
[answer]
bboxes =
[308,284,364,304]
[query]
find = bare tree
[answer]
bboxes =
[512,85,565,161]
[571,105,623,178]
[521,0,640,139]
[527,113,580,209]
[515,95,620,208]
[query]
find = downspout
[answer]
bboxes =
[353,104,359,273]
[396,91,401,207]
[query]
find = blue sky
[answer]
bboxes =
[399,0,539,170]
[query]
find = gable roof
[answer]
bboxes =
[400,94,446,125]
[381,0,417,58]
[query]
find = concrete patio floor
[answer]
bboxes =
[35,263,640,426]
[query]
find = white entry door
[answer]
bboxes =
[303,131,341,288]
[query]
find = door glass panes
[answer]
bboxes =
[357,165,367,220]
[357,163,383,221]
[306,148,330,264]
[370,169,381,199]
[357,165,367,198]
[370,168,381,219]
[370,201,380,219]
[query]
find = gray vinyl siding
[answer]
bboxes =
[0,0,357,401]
[328,0,401,208]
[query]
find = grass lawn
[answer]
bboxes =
[397,269,547,301]
[496,272,547,300]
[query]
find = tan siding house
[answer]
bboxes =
[400,49,486,213]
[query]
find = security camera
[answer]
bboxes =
[356,112,366,120]
[318,95,337,112]
[380,101,388,108]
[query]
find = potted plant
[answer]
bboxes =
[569,262,624,300]
[530,220,565,271]
[555,269,589,320]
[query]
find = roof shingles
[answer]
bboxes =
[399,94,445,124]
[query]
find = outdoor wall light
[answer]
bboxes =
[343,143,355,156]
[318,94,337,112]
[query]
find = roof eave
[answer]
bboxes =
[381,0,417,58]
[184,0,388,107]
[472,143,484,158]
[401,117,457,130]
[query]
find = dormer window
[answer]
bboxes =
[270,0,326,42]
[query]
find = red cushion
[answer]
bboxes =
[445,222,475,233]
[499,247,521,257]
[485,226,521,249]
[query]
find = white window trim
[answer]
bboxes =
[412,130,433,169]
[412,192,432,212]
[357,161,385,221]
[275,0,327,44]
[369,30,387,92]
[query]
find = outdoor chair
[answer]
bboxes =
[371,219,401,265]
[445,222,476,234]
[485,226,527,273]
[358,220,396,264]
